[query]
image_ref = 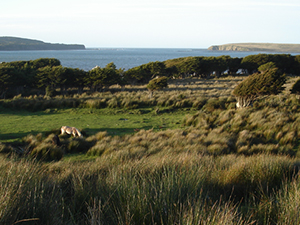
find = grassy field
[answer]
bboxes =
[1,75,300,224]
[0,76,243,142]
[0,107,187,142]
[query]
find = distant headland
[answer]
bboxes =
[208,43,300,53]
[0,36,85,51]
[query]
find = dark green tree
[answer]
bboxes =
[123,67,146,85]
[36,65,65,96]
[147,76,168,98]
[102,62,122,88]
[214,56,231,77]
[241,54,297,75]
[143,61,166,78]
[176,57,198,77]
[0,66,15,98]
[241,54,270,74]
[59,67,86,94]
[290,78,300,98]
[233,68,286,108]
[124,61,166,85]
[293,55,300,75]
[31,58,61,69]
[86,63,121,91]
[258,62,276,73]
[227,57,242,74]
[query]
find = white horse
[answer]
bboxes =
[60,126,82,137]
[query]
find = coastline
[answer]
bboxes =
[208,43,300,53]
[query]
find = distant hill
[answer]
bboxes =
[0,36,85,51]
[208,43,300,53]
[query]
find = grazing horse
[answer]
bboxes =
[61,126,82,137]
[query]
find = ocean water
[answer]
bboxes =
[0,48,292,71]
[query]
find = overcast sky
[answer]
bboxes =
[1,0,299,48]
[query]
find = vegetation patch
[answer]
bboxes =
[2,55,300,224]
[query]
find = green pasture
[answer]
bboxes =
[0,106,189,142]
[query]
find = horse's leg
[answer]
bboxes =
[72,128,76,137]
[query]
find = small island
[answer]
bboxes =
[0,36,85,51]
[208,43,300,53]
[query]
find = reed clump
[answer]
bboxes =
[0,152,299,224]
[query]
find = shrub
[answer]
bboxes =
[290,78,300,96]
[147,76,168,98]
[258,62,276,73]
[233,68,286,108]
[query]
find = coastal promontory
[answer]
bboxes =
[208,43,300,53]
[0,36,85,51]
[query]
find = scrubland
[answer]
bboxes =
[1,75,300,224]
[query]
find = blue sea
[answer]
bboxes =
[0,48,294,71]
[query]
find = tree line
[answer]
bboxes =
[1,54,300,98]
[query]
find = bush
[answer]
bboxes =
[258,62,276,73]
[233,68,286,108]
[147,76,168,98]
[290,78,300,95]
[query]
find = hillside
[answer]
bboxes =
[208,43,300,52]
[0,36,85,51]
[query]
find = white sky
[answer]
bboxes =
[1,0,299,48]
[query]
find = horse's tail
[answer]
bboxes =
[74,127,82,137]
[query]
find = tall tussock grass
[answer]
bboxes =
[3,77,300,224]
[183,95,300,156]
[0,152,299,224]
[3,94,300,160]
[0,77,238,111]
